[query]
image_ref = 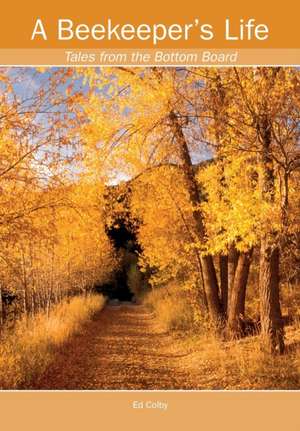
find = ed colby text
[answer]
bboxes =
[132,400,168,410]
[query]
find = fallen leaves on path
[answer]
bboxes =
[32,304,300,390]
[33,304,202,390]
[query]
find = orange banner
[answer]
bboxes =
[2,391,300,431]
[0,0,299,49]
[0,49,299,66]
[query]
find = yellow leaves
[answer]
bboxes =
[130,165,200,287]
[36,67,47,74]
[0,73,13,94]
[1,66,298,307]
[0,157,117,297]
[76,68,180,179]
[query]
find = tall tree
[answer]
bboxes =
[80,67,224,323]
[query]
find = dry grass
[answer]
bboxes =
[179,333,300,389]
[0,294,106,389]
[144,286,195,331]
[145,285,300,389]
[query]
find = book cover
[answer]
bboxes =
[0,0,299,429]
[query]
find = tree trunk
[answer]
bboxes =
[259,241,284,353]
[170,111,223,323]
[258,115,284,354]
[219,254,228,315]
[228,244,239,313]
[196,254,208,312]
[201,256,223,322]
[169,191,208,312]
[227,249,253,338]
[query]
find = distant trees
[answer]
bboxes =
[0,69,117,326]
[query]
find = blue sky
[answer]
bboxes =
[1,67,212,184]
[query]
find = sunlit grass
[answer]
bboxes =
[0,294,105,389]
[189,334,300,389]
[144,284,300,389]
[144,285,195,331]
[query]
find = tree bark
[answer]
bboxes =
[219,254,228,315]
[258,115,284,353]
[169,111,223,323]
[227,248,253,338]
[259,240,284,353]
[228,245,239,313]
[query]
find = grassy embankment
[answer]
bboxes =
[0,294,105,389]
[144,284,300,389]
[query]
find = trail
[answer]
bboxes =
[34,303,199,390]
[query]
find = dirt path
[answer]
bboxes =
[34,303,198,390]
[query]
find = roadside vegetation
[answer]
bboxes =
[0,294,105,389]
[144,281,300,389]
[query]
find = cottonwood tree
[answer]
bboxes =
[130,165,207,317]
[79,67,224,324]
[194,68,256,337]
[202,67,299,352]
[76,67,299,351]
